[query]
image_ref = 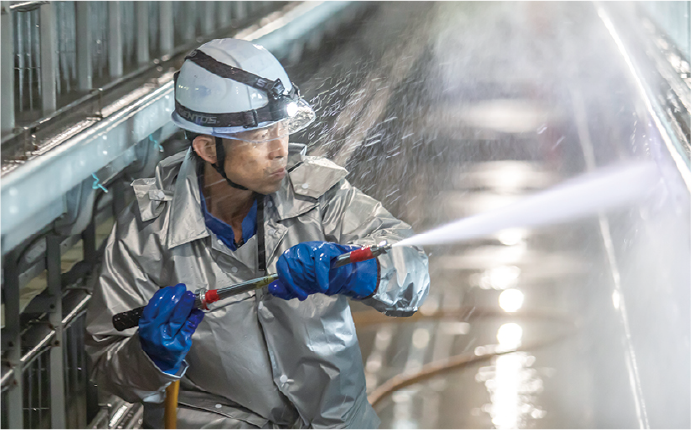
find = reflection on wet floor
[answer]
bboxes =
[291,1,689,428]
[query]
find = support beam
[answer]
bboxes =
[82,220,97,268]
[183,2,196,43]
[108,1,123,79]
[112,179,126,219]
[3,250,24,429]
[46,235,66,428]
[687,3,690,63]
[136,2,149,65]
[159,2,173,58]
[76,2,92,91]
[39,2,57,115]
[202,2,215,36]
[219,2,231,30]
[234,2,246,22]
[1,2,15,134]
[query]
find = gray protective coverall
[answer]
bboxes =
[85,143,430,428]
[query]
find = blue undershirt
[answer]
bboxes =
[198,179,257,251]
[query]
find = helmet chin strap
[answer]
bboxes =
[213,137,249,191]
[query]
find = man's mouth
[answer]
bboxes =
[269,167,287,179]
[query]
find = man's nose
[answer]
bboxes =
[267,137,289,159]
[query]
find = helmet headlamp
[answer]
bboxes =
[173,49,311,131]
[286,102,299,118]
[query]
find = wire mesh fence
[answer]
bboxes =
[23,348,51,429]
[4,1,279,135]
[63,313,94,429]
[6,313,94,429]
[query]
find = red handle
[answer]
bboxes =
[204,290,220,309]
[348,247,374,263]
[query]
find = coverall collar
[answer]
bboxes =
[168,151,209,249]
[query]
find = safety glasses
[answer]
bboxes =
[219,99,315,144]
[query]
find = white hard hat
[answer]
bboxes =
[171,38,314,142]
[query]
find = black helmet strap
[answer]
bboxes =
[185,49,287,96]
[213,136,248,191]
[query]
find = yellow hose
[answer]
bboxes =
[164,380,180,429]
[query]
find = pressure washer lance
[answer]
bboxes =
[112,241,392,331]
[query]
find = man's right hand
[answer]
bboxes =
[139,284,204,374]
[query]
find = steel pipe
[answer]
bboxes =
[75,1,92,91]
[136,2,149,65]
[3,250,24,429]
[1,1,15,134]
[39,1,56,115]
[108,1,123,78]
[159,1,173,58]
[47,235,66,428]
[9,1,47,12]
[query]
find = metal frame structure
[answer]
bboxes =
[1,2,16,134]
[609,3,691,183]
[640,1,691,62]
[0,2,369,428]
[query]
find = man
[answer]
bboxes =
[86,38,429,429]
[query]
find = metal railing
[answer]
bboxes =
[625,2,691,170]
[0,2,372,428]
[640,1,691,62]
[1,1,277,136]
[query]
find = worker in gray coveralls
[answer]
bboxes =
[85,38,430,429]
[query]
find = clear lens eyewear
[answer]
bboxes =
[219,99,316,144]
[230,121,290,144]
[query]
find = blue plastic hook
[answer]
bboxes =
[92,173,108,193]
[149,135,164,153]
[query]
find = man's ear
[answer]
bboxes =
[192,135,217,164]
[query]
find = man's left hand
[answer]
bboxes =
[270,241,378,301]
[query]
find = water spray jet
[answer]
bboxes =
[394,161,660,248]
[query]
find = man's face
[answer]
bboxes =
[222,124,289,195]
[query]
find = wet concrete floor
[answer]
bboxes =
[289,2,690,428]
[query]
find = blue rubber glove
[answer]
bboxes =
[139,284,204,374]
[269,241,379,301]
